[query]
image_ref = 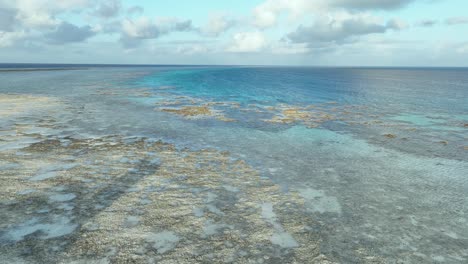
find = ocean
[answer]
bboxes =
[1,65,467,263]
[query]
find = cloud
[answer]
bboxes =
[330,0,415,10]
[119,36,142,49]
[456,42,468,54]
[7,0,92,28]
[445,16,468,25]
[253,0,310,28]
[227,31,267,53]
[287,14,405,47]
[0,31,26,47]
[416,19,437,27]
[171,19,194,32]
[253,0,416,28]
[121,17,161,39]
[0,8,18,31]
[120,17,195,48]
[0,1,95,47]
[45,22,97,44]
[95,20,121,34]
[1,0,465,66]
[127,6,144,16]
[201,14,236,37]
[94,0,121,18]
[387,18,408,30]
[122,17,193,39]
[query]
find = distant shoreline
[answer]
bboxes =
[0,68,86,72]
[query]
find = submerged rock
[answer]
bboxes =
[383,133,397,139]
[162,106,212,117]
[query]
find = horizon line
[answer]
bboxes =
[1,62,468,69]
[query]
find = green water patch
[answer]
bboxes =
[389,113,467,132]
[390,114,445,126]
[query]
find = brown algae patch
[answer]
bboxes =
[161,105,212,117]
[160,104,236,122]
[149,92,239,122]
[263,105,336,128]
[274,108,313,123]
[383,133,397,139]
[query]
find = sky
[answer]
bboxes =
[1,0,468,66]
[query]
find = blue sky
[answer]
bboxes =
[1,0,468,66]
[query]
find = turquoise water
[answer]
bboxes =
[0,66,467,263]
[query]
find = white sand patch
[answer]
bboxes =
[261,202,299,248]
[122,216,140,228]
[202,220,233,237]
[49,193,76,202]
[271,232,299,248]
[29,163,78,181]
[2,216,77,242]
[299,188,342,215]
[146,231,180,254]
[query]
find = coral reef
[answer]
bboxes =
[0,94,351,263]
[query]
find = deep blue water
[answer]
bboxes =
[134,66,468,112]
[0,65,467,263]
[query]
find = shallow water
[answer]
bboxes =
[0,66,467,263]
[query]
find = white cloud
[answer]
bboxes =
[156,17,194,32]
[94,0,121,18]
[45,22,97,44]
[0,8,17,31]
[445,16,468,25]
[227,31,267,53]
[456,43,468,54]
[201,14,236,37]
[331,0,415,10]
[253,0,320,28]
[121,17,193,39]
[0,0,466,66]
[122,17,160,39]
[0,31,26,47]
[127,6,144,16]
[287,12,405,46]
[252,0,415,29]
[10,0,91,28]
[387,18,408,30]
[120,17,194,48]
